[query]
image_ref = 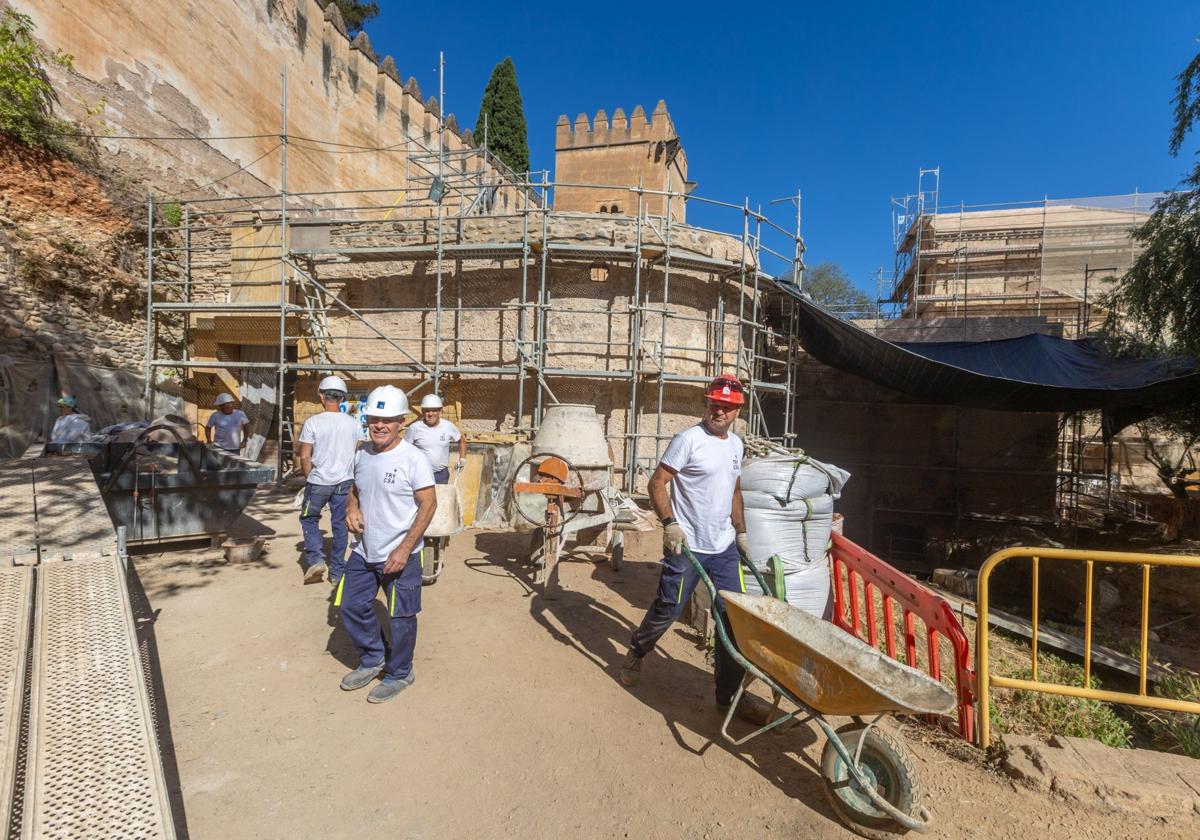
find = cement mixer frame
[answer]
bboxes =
[510,450,626,598]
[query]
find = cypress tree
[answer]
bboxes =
[474,57,529,176]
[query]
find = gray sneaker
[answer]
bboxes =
[340,663,383,691]
[619,650,643,686]
[304,562,327,584]
[367,674,415,704]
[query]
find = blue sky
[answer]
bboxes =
[363,1,1199,293]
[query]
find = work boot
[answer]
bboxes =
[340,663,383,691]
[619,649,643,686]
[367,674,415,704]
[717,693,779,727]
[304,562,327,584]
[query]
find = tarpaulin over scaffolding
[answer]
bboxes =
[786,293,1200,432]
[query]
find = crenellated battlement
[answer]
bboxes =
[555,100,677,148]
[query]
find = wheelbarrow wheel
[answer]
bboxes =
[820,723,921,839]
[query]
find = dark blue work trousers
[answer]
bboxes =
[300,480,351,582]
[630,541,747,705]
[336,548,424,681]
[432,467,450,485]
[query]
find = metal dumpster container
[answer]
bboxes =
[86,439,275,544]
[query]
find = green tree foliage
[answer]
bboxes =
[803,262,876,320]
[1100,47,1200,507]
[474,57,529,176]
[0,8,72,147]
[328,1,379,34]
[1105,49,1200,359]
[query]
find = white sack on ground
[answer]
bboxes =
[740,453,851,502]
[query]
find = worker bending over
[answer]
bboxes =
[205,393,250,454]
[339,385,436,704]
[298,376,361,586]
[50,395,91,444]
[404,393,466,484]
[620,375,765,720]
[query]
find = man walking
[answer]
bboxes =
[298,376,361,585]
[338,385,436,704]
[404,393,466,484]
[204,393,250,454]
[619,375,760,717]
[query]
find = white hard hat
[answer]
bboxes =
[363,385,409,418]
[419,393,444,410]
[214,393,235,407]
[318,375,348,394]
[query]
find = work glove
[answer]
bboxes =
[663,522,687,555]
[736,531,750,560]
[456,457,467,471]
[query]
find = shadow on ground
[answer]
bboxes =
[465,530,838,826]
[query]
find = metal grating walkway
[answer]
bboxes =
[23,556,175,839]
[0,568,32,835]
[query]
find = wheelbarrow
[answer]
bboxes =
[684,547,954,838]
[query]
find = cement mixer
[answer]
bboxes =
[509,404,625,597]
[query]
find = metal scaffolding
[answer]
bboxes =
[880,174,1161,333]
[142,160,804,492]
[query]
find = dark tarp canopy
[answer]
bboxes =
[785,291,1200,434]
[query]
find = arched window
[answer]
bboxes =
[610,204,620,214]
[599,205,609,214]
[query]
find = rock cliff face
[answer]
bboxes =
[0,143,158,369]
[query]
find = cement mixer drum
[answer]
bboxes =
[532,404,612,468]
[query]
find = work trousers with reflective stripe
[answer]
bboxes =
[629,541,747,705]
[336,548,423,680]
[300,479,351,582]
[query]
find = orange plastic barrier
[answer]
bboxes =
[829,532,977,742]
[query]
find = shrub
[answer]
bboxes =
[0,8,73,148]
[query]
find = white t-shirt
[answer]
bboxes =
[660,424,744,553]
[298,410,361,485]
[350,440,435,565]
[206,409,250,451]
[51,413,92,444]
[404,418,462,471]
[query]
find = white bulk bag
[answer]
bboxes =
[744,493,834,572]
[744,562,832,619]
[740,453,850,502]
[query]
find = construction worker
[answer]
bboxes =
[404,393,466,484]
[619,374,764,720]
[204,393,250,454]
[338,385,437,704]
[50,395,91,444]
[297,376,361,586]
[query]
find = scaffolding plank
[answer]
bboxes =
[24,557,175,839]
[0,465,38,563]
[31,461,118,562]
[0,567,33,835]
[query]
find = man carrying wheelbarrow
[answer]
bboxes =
[620,374,768,721]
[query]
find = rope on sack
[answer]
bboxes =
[777,455,810,506]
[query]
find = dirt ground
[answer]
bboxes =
[132,486,1190,840]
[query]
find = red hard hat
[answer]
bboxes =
[705,374,745,405]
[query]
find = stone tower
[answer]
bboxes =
[553,100,693,221]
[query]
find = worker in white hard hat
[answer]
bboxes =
[204,393,250,454]
[338,384,436,704]
[50,395,92,444]
[403,392,466,485]
[297,375,362,586]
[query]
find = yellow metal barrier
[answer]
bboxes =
[977,545,1200,749]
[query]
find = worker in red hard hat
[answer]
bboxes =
[619,374,768,723]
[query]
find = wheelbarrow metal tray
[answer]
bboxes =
[722,591,955,717]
